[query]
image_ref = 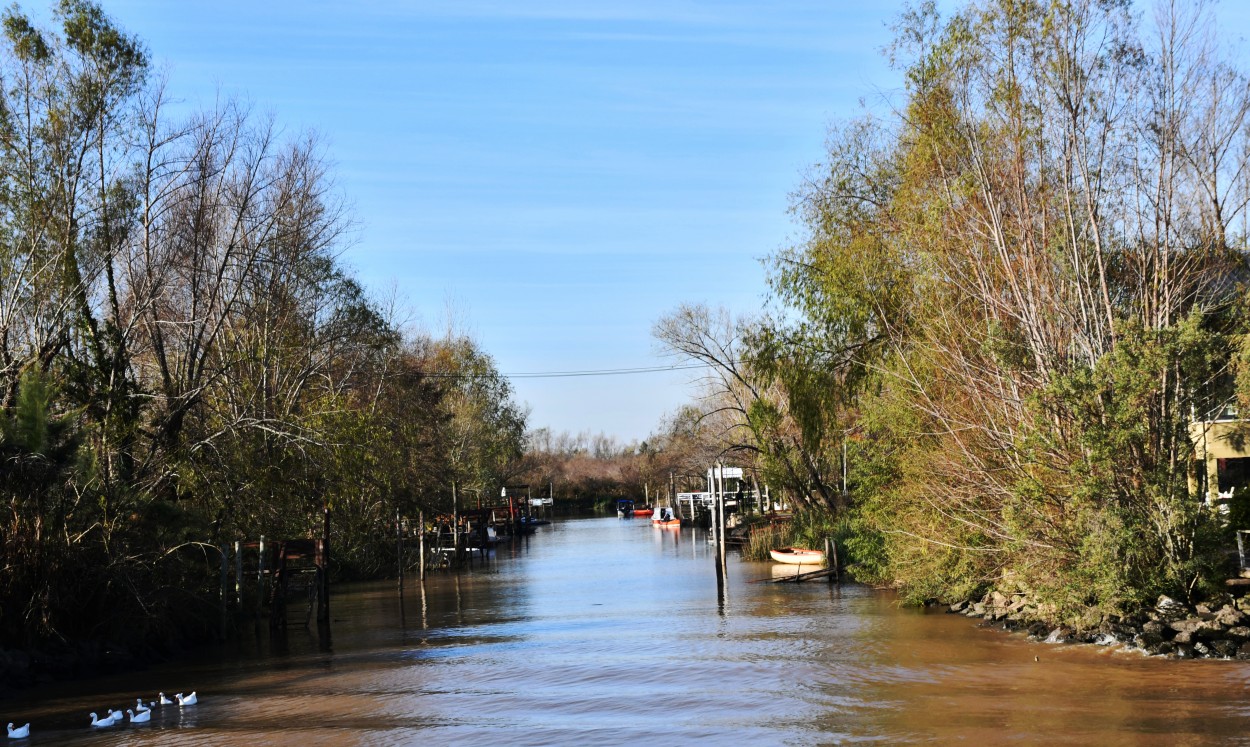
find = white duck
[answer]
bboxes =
[176,692,197,706]
[134,698,151,713]
[107,709,124,724]
[126,708,150,724]
[89,712,115,727]
[6,723,29,739]
[158,693,173,705]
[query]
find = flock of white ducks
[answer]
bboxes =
[6,690,198,739]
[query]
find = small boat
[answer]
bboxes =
[632,507,653,517]
[769,547,826,565]
[651,507,680,527]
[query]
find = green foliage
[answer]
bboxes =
[738,0,1250,630]
[0,2,529,653]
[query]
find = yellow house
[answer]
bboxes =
[1190,404,1248,505]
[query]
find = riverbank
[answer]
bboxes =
[0,639,177,697]
[949,590,1250,659]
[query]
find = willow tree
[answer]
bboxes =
[767,0,1249,620]
[653,303,848,512]
[434,335,528,503]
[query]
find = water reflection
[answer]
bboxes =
[6,517,1250,745]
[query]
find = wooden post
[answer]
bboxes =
[271,541,287,630]
[397,507,404,594]
[508,489,517,536]
[717,481,727,574]
[257,535,266,616]
[219,545,228,639]
[418,510,426,581]
[711,464,718,534]
[233,540,242,608]
[452,483,460,566]
[830,537,840,585]
[317,507,330,625]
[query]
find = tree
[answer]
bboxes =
[750,0,1250,621]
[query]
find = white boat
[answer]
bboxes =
[651,506,680,527]
[769,547,825,565]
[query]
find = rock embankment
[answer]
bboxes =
[948,592,1250,659]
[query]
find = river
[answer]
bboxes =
[6,517,1250,745]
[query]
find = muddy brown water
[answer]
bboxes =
[5,517,1250,745]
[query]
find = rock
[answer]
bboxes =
[1196,603,1213,615]
[1214,606,1246,627]
[1174,643,1196,659]
[1193,641,1212,657]
[1211,639,1239,658]
[1157,595,1183,611]
[1209,593,1234,609]
[1238,642,1250,660]
[972,603,986,616]
[1045,627,1076,644]
[1142,620,1165,636]
[1099,621,1135,640]
[1226,626,1250,642]
[1168,618,1225,637]
[1027,622,1050,639]
[949,601,968,614]
[1173,630,1194,644]
[1152,641,1176,656]
[1134,631,1164,650]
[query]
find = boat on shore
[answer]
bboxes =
[769,547,825,565]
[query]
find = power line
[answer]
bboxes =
[412,362,715,380]
[504,363,711,379]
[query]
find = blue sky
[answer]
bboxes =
[72,1,1250,443]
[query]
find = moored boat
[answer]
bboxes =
[651,506,681,527]
[769,547,825,565]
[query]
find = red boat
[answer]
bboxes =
[651,507,681,527]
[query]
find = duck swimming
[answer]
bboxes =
[6,723,29,739]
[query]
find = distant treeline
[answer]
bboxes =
[0,2,525,652]
[518,415,729,512]
[656,0,1250,626]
